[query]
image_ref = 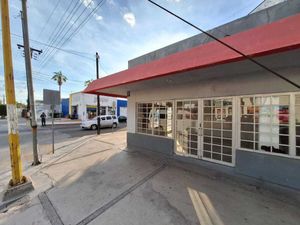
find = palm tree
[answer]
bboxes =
[52,71,67,117]
[52,71,67,100]
[84,79,93,87]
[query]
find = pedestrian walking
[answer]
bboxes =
[40,112,46,126]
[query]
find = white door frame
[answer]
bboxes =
[200,97,235,166]
[174,97,236,167]
[197,99,203,159]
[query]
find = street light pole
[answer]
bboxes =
[96,52,100,135]
[21,0,40,165]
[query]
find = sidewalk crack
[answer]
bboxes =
[39,171,56,188]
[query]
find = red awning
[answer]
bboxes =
[84,13,300,96]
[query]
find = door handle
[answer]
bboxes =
[198,128,203,136]
[198,123,203,136]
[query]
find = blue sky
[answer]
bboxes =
[0,0,262,103]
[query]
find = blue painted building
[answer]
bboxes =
[117,99,127,117]
[61,98,69,117]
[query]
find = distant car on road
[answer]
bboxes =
[81,115,118,130]
[118,116,127,123]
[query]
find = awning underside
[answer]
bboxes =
[83,13,300,97]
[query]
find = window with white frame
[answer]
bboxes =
[296,94,300,156]
[240,94,291,155]
[203,98,233,163]
[175,100,199,156]
[137,103,153,134]
[152,101,173,137]
[136,101,173,137]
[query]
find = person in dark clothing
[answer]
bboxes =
[40,112,46,126]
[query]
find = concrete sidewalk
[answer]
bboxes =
[0,131,299,225]
[36,118,81,125]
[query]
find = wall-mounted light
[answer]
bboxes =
[127,91,130,97]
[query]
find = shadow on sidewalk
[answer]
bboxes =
[2,132,300,225]
[38,136,300,225]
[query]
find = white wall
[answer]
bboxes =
[35,102,60,118]
[127,97,136,133]
[251,0,286,13]
[127,68,300,134]
[120,107,127,116]
[70,93,118,120]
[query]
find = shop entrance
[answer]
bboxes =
[175,98,234,165]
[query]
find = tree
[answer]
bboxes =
[84,79,93,87]
[16,102,26,108]
[52,71,67,100]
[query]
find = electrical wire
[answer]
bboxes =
[40,0,83,63]
[39,0,97,68]
[37,0,61,37]
[2,31,94,61]
[33,71,86,83]
[40,0,75,60]
[0,30,95,61]
[0,64,87,84]
[1,31,103,83]
[39,0,106,71]
[147,0,300,89]
[248,0,267,15]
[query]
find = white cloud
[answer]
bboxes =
[80,0,95,8]
[123,13,136,27]
[94,13,103,21]
[167,0,181,2]
[81,0,102,21]
[107,0,116,6]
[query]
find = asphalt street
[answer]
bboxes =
[0,118,127,175]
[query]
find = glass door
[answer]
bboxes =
[202,98,233,164]
[175,100,200,157]
[175,98,234,165]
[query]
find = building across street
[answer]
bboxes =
[83,0,300,190]
[69,92,127,120]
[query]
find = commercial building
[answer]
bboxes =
[35,100,60,118]
[117,99,127,117]
[84,0,300,189]
[69,92,127,120]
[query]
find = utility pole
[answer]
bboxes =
[1,0,26,186]
[96,52,100,135]
[17,44,42,59]
[16,44,42,115]
[21,0,40,165]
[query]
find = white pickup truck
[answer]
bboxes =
[81,115,118,130]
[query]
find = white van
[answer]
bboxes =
[81,115,118,130]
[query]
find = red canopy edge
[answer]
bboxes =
[83,13,300,95]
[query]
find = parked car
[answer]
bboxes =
[81,115,118,130]
[118,116,127,123]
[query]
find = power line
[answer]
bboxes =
[40,0,75,60]
[40,0,83,63]
[39,0,106,71]
[1,64,88,84]
[248,0,267,15]
[66,0,107,41]
[37,0,61,37]
[211,1,268,38]
[147,0,300,89]
[1,31,105,81]
[33,71,86,83]
[42,0,107,66]
[39,0,94,67]
[0,29,95,61]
